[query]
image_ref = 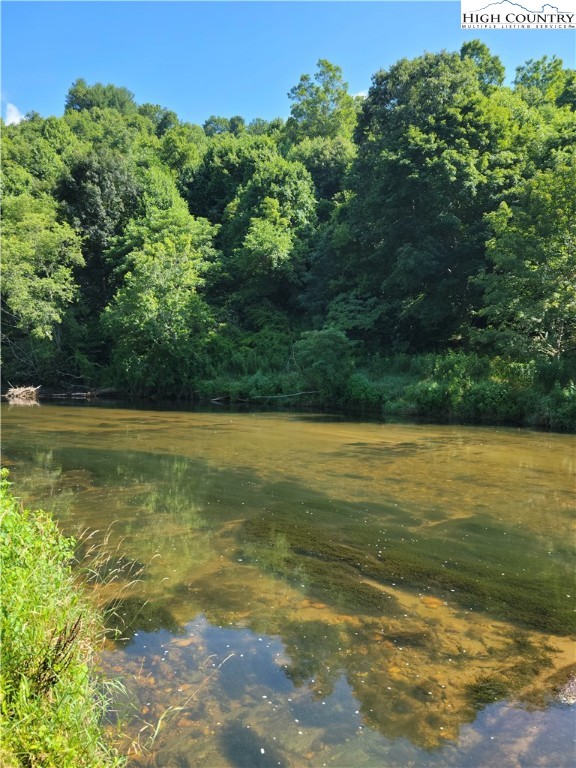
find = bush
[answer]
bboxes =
[293,327,354,401]
[532,382,576,430]
[404,378,451,415]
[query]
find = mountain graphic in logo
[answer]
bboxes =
[461,0,575,25]
[473,0,570,12]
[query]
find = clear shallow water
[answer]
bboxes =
[2,403,575,767]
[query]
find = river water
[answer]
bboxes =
[2,403,575,767]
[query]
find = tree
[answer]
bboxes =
[474,150,576,359]
[159,123,206,189]
[2,194,84,341]
[65,78,137,115]
[287,135,356,214]
[185,133,277,222]
[56,147,142,309]
[109,164,217,276]
[138,103,178,136]
[514,56,575,108]
[103,239,214,396]
[233,198,294,280]
[286,59,357,143]
[460,40,505,91]
[1,115,84,196]
[344,49,531,350]
[202,115,246,137]
[2,194,84,382]
[221,156,316,264]
[246,117,284,137]
[214,155,317,316]
[293,328,354,400]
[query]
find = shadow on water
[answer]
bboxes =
[103,597,182,645]
[9,438,574,635]
[220,720,289,768]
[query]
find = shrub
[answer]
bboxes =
[292,327,354,401]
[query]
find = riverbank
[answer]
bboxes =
[0,471,125,768]
[194,352,576,432]
[5,352,575,432]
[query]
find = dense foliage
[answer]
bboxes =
[2,46,575,427]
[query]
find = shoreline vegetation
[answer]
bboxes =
[4,348,575,431]
[0,470,125,768]
[2,44,575,435]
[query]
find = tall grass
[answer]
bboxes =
[0,470,125,768]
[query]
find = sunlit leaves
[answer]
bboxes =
[2,194,84,340]
[286,59,358,142]
[103,239,214,395]
[475,150,576,358]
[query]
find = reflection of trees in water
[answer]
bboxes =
[103,596,182,645]
[123,453,217,574]
[198,593,563,750]
[7,448,75,517]
[281,620,343,697]
[9,446,219,581]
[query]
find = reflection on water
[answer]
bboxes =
[2,404,575,767]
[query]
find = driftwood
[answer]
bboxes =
[5,385,41,404]
[211,391,320,404]
[249,391,320,400]
[3,386,120,403]
[45,388,120,400]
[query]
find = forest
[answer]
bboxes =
[2,42,575,428]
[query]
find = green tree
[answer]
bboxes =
[286,59,357,143]
[203,115,231,136]
[185,133,277,222]
[219,155,316,306]
[64,105,155,154]
[56,147,142,309]
[137,103,179,136]
[202,115,246,137]
[103,239,214,396]
[65,78,138,114]
[514,56,568,104]
[109,165,217,276]
[460,40,505,90]
[344,49,532,350]
[2,194,84,381]
[293,328,354,400]
[2,194,84,341]
[474,150,576,359]
[287,135,356,209]
[159,122,206,190]
[1,115,85,196]
[247,117,284,137]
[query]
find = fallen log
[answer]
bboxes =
[249,391,320,400]
[46,388,120,400]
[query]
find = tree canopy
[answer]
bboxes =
[2,45,574,424]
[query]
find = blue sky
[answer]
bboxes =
[2,1,575,125]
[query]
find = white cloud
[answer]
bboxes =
[354,91,368,100]
[6,103,25,125]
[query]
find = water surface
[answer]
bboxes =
[2,404,575,767]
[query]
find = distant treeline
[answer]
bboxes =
[2,44,575,427]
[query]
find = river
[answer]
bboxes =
[2,403,575,767]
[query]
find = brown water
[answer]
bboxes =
[2,403,575,768]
